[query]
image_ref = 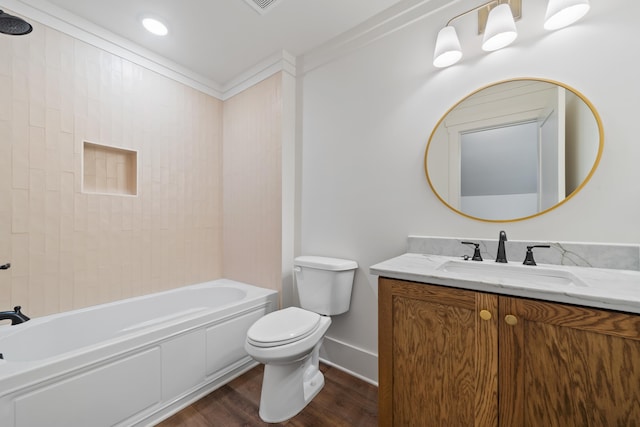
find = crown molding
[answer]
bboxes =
[5,0,225,98]
[221,50,296,100]
[4,0,464,99]
[301,0,462,75]
[6,0,298,100]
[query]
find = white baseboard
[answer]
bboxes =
[319,336,378,386]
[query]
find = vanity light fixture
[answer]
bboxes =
[433,0,590,68]
[142,17,168,36]
[433,0,520,68]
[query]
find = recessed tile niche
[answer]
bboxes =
[83,142,138,196]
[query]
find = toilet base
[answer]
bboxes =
[258,340,325,423]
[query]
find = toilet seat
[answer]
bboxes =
[247,307,321,348]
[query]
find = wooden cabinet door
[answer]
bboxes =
[379,278,498,426]
[499,296,640,427]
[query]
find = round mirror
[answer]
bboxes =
[424,78,603,222]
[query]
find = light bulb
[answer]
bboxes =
[142,18,168,36]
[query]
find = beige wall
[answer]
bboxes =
[222,73,282,293]
[0,23,224,317]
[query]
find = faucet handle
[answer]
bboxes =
[523,245,551,266]
[461,241,483,261]
[13,306,29,321]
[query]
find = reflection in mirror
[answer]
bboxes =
[425,79,603,222]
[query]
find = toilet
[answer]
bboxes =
[245,255,358,423]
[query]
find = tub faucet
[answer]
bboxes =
[0,306,30,325]
[496,230,508,263]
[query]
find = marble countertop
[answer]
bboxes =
[370,253,640,314]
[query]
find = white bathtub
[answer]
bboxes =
[0,279,278,427]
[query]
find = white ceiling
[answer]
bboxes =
[21,0,409,85]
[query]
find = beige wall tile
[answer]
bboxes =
[0,18,286,319]
[0,75,11,120]
[29,126,46,170]
[223,73,282,292]
[0,37,11,76]
[12,138,29,190]
[12,189,29,233]
[1,19,224,316]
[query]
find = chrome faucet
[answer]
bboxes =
[496,230,508,263]
[0,306,30,325]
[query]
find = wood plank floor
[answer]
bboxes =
[155,363,377,426]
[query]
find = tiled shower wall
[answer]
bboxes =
[0,22,224,317]
[222,74,282,292]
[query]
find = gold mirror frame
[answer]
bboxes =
[424,78,604,223]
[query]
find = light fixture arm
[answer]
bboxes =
[443,0,521,34]
[445,0,500,27]
[433,0,507,68]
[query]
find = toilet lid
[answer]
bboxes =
[247,307,321,348]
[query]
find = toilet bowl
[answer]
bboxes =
[246,307,331,363]
[245,256,357,423]
[245,307,331,422]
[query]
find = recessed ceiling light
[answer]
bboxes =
[142,17,168,36]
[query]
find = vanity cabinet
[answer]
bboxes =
[379,277,640,426]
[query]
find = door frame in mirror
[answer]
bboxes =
[424,77,604,223]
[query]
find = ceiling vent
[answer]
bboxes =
[244,0,283,15]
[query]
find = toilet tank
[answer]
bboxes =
[293,256,358,316]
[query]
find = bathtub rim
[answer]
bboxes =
[0,278,272,336]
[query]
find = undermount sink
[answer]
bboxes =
[437,260,588,288]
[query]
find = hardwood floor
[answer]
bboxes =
[155,363,378,426]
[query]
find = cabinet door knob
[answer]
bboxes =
[479,310,492,321]
[504,314,518,326]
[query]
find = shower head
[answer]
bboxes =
[0,10,33,35]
